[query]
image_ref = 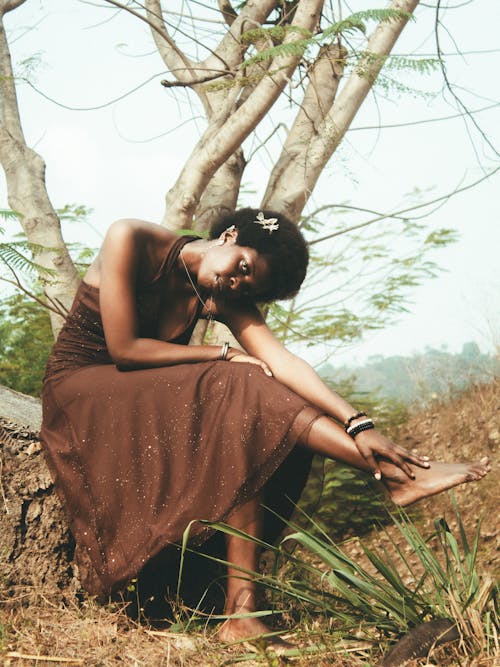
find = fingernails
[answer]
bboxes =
[422,456,430,461]
[374,472,382,481]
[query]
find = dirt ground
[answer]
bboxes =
[1,380,498,666]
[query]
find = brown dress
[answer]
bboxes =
[41,235,322,596]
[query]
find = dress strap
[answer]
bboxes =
[151,234,200,284]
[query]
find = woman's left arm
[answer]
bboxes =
[225,305,428,479]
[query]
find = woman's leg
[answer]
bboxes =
[301,416,490,506]
[217,495,278,642]
[217,415,490,642]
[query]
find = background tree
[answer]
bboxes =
[0,0,79,331]
[0,0,435,337]
[0,0,498,608]
[0,0,498,347]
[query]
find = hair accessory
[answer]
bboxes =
[220,341,230,361]
[344,411,367,430]
[253,211,279,233]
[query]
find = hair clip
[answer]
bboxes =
[253,211,279,233]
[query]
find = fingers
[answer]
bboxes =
[355,434,416,480]
[358,446,382,480]
[403,447,431,468]
[262,363,273,377]
[377,446,414,479]
[258,360,273,377]
[228,354,273,377]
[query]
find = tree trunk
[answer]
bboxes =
[0,9,79,335]
[0,385,77,597]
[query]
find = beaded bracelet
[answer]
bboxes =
[220,341,230,361]
[347,421,375,439]
[344,411,367,430]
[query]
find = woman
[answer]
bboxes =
[41,208,490,642]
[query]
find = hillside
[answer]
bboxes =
[1,380,498,666]
[323,343,499,406]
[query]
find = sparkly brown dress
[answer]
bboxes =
[41,235,322,596]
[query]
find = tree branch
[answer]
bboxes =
[0,274,67,318]
[262,42,348,209]
[163,0,323,228]
[309,166,500,246]
[0,0,26,16]
[0,14,23,141]
[217,0,237,27]
[434,0,499,159]
[0,12,78,334]
[104,0,193,76]
[264,0,420,221]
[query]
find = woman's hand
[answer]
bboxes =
[353,428,430,480]
[227,349,273,377]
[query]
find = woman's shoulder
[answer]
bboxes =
[85,219,180,287]
[104,218,178,245]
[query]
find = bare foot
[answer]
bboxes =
[386,457,491,507]
[216,615,293,652]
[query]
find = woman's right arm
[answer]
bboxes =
[98,220,225,371]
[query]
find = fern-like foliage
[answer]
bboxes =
[240,25,312,46]
[205,65,290,92]
[0,240,56,278]
[321,8,413,40]
[241,39,311,69]
[372,73,437,99]
[239,8,414,71]
[383,55,440,74]
[0,208,21,222]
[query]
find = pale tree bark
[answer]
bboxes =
[263,0,420,220]
[262,42,348,208]
[0,1,79,333]
[144,1,420,229]
[146,0,419,347]
[143,0,273,237]
[145,0,323,229]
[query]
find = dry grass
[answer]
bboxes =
[1,380,498,666]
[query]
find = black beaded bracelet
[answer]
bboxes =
[347,421,375,439]
[344,411,367,430]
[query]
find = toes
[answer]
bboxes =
[480,457,490,465]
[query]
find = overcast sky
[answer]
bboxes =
[1,0,499,366]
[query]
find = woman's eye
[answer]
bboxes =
[240,260,250,275]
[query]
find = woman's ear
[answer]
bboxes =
[219,225,237,244]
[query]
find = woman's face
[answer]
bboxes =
[197,239,270,301]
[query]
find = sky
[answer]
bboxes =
[1,0,499,367]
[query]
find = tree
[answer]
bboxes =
[2,0,497,351]
[0,0,497,599]
[1,0,429,333]
[0,1,79,332]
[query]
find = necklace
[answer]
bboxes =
[179,246,213,322]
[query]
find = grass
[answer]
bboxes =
[190,491,498,662]
[1,380,498,665]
